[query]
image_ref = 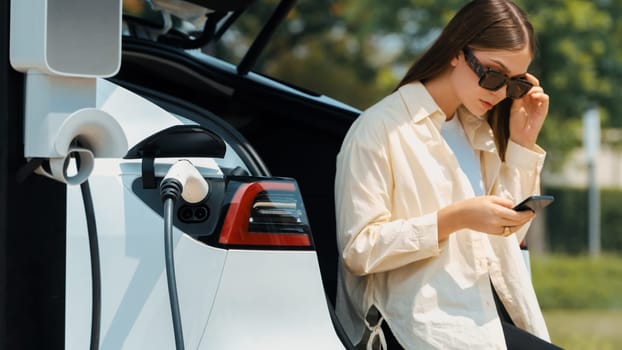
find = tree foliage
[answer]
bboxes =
[217,0,622,171]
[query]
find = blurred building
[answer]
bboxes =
[545,128,622,189]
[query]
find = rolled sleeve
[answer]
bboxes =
[499,141,547,243]
[505,140,546,172]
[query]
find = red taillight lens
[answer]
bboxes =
[219,180,313,248]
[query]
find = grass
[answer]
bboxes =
[543,309,622,350]
[530,255,622,349]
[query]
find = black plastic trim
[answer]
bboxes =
[110,78,271,177]
[182,0,254,12]
[118,39,360,128]
[237,0,297,75]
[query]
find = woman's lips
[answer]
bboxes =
[480,99,493,110]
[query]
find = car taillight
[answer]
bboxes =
[219,179,313,249]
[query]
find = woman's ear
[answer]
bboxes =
[450,53,460,68]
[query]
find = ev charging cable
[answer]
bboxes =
[159,160,209,350]
[81,179,101,350]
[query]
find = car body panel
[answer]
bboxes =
[63,78,347,349]
[66,165,227,349]
[202,250,344,349]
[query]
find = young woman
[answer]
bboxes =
[334,0,563,349]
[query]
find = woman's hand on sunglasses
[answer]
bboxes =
[509,73,549,151]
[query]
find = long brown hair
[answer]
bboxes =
[396,0,536,160]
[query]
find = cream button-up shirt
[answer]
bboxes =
[335,82,550,349]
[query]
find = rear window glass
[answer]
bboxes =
[122,0,391,109]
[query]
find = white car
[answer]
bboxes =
[2,0,360,349]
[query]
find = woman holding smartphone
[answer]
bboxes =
[334,0,563,349]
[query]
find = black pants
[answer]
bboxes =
[378,287,564,349]
[380,321,404,349]
[492,285,565,350]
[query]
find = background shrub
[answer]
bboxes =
[531,254,622,310]
[545,186,622,253]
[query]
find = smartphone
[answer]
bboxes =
[513,195,555,212]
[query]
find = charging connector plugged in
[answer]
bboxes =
[159,159,209,350]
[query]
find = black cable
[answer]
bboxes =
[15,157,45,183]
[80,180,101,350]
[161,179,185,350]
[19,153,102,349]
[72,144,100,350]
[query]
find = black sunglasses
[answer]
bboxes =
[462,48,533,99]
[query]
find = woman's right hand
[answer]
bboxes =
[509,73,549,151]
[437,196,535,241]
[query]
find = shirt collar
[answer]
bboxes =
[457,106,497,153]
[397,82,446,130]
[398,82,497,154]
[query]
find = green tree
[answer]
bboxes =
[219,0,622,171]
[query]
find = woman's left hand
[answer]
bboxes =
[509,73,549,150]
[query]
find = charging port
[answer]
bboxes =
[178,205,210,223]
